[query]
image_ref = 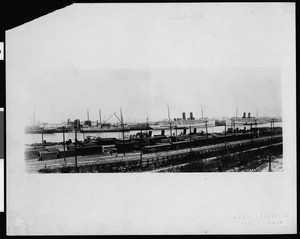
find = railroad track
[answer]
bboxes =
[150,142,283,173]
[26,135,282,172]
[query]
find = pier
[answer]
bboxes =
[24,111,283,173]
[26,134,282,173]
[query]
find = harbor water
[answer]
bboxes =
[24,122,282,145]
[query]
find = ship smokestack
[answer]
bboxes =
[190,112,194,120]
[243,112,246,118]
[248,112,251,118]
[182,112,186,120]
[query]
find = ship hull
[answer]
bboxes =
[80,127,131,133]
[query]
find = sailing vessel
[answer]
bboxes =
[25,109,57,134]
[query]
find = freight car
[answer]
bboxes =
[142,143,172,153]
[115,141,135,153]
[142,133,282,155]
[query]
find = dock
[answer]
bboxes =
[26,134,282,173]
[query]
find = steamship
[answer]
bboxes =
[150,112,215,130]
[231,112,267,126]
[80,122,131,133]
[175,112,215,128]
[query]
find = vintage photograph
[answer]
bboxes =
[23,68,283,173]
[6,3,295,235]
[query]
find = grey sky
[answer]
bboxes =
[6,3,292,124]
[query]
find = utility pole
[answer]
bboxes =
[205,120,208,139]
[75,126,78,173]
[140,148,143,168]
[168,105,172,138]
[121,108,125,156]
[74,119,79,173]
[271,118,275,146]
[63,126,66,163]
[233,118,236,137]
[270,119,273,141]
[189,125,192,153]
[113,110,126,156]
[41,128,44,160]
[268,118,274,172]
[250,122,253,141]
[140,128,143,167]
[99,108,101,127]
[224,123,227,149]
[146,116,149,135]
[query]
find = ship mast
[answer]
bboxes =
[120,108,124,134]
[99,108,102,126]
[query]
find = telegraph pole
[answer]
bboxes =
[233,119,235,136]
[74,119,79,173]
[99,108,101,126]
[140,129,143,167]
[63,126,66,163]
[41,128,44,160]
[140,128,143,155]
[168,105,172,138]
[146,117,149,135]
[250,122,253,142]
[271,119,275,146]
[121,108,125,156]
[75,126,78,173]
[189,125,192,153]
[140,148,143,168]
[205,120,208,139]
[270,119,274,141]
[224,123,227,149]
[268,118,274,172]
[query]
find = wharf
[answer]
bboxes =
[26,134,282,173]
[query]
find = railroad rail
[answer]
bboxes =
[35,134,282,173]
